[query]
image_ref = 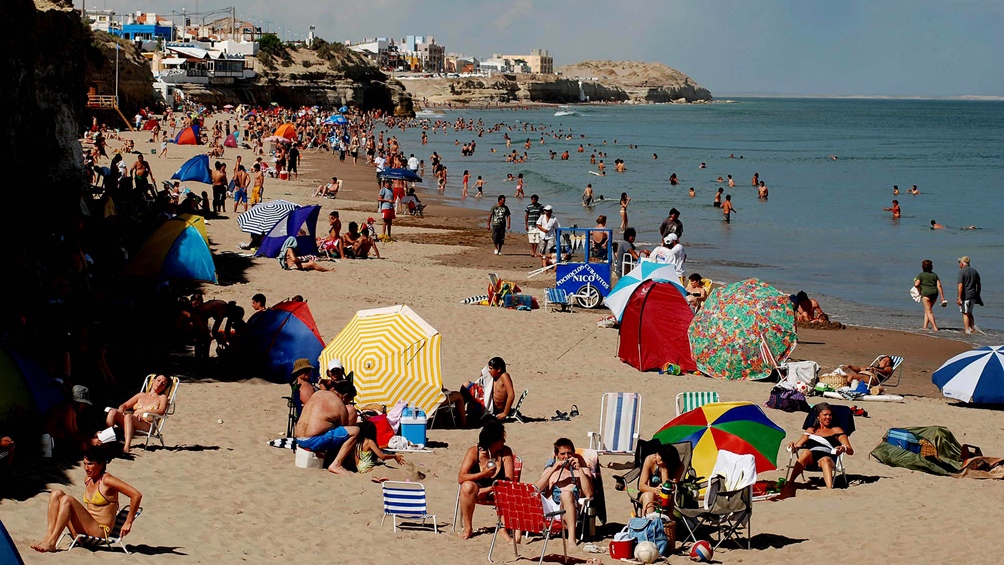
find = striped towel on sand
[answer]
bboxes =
[269,438,297,450]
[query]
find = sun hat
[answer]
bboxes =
[327,358,344,372]
[72,385,92,405]
[663,233,679,244]
[958,256,970,264]
[291,358,315,375]
[543,205,553,211]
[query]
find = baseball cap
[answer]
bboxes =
[663,233,679,244]
[367,217,376,224]
[543,205,553,211]
[958,256,970,264]
[327,358,344,372]
[291,358,315,375]
[72,385,92,405]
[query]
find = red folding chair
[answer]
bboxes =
[452,456,522,532]
[488,481,566,565]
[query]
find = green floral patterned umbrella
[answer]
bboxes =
[688,278,796,380]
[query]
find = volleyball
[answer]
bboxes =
[690,540,713,562]
[634,541,660,564]
[795,381,810,394]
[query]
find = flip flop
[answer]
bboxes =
[551,410,570,421]
[370,476,390,483]
[569,404,580,418]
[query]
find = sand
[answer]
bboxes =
[4,119,1001,564]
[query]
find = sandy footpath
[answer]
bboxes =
[4,120,1001,564]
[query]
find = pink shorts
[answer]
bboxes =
[382,209,396,221]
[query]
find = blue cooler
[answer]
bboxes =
[400,407,428,447]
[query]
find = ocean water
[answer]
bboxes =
[394,99,1004,338]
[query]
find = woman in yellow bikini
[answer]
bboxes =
[32,448,142,553]
[101,374,171,453]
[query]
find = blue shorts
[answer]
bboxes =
[297,426,349,452]
[234,188,247,203]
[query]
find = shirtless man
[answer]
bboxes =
[581,183,594,207]
[793,291,830,323]
[447,357,516,428]
[251,163,265,205]
[930,220,945,229]
[883,200,901,219]
[211,161,228,213]
[758,180,769,200]
[534,438,594,547]
[233,165,250,212]
[722,194,737,223]
[130,154,156,199]
[294,379,360,475]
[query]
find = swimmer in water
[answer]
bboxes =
[893,185,900,195]
[930,220,945,230]
[883,200,901,219]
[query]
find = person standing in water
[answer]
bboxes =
[722,195,737,223]
[619,192,631,229]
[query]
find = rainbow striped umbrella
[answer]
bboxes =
[652,401,785,481]
[320,305,443,415]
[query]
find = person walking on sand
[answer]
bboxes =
[488,195,511,256]
[619,192,631,229]
[883,200,901,219]
[914,259,947,331]
[722,194,737,223]
[956,256,982,334]
[378,180,395,239]
[525,195,545,257]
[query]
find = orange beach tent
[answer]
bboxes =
[274,123,297,140]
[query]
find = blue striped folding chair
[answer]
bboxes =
[587,393,642,455]
[382,481,438,533]
[544,287,572,312]
[675,391,721,417]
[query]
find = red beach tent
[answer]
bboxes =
[618,280,697,372]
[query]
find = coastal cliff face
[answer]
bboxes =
[556,60,712,103]
[86,32,160,117]
[176,48,414,116]
[6,0,87,230]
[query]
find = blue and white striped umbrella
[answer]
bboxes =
[603,261,686,322]
[932,345,1004,404]
[236,199,299,235]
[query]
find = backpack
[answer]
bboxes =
[766,385,810,413]
[623,517,669,556]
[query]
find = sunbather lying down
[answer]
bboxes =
[839,355,894,386]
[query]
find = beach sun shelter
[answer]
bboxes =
[236,300,325,383]
[255,205,321,258]
[125,213,217,283]
[171,154,213,184]
[320,305,444,416]
[274,123,297,140]
[224,132,238,148]
[174,124,200,145]
[618,280,697,372]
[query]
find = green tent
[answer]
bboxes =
[870,426,964,476]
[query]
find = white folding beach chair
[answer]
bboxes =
[139,374,180,449]
[871,355,904,387]
[587,393,641,455]
[57,506,142,554]
[381,481,437,533]
[676,391,720,417]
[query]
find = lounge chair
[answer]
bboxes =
[676,451,755,550]
[785,403,855,487]
[757,332,798,381]
[587,392,642,455]
[505,389,529,424]
[675,391,720,417]
[429,388,459,429]
[381,481,438,533]
[452,456,523,532]
[57,505,142,554]
[488,480,566,565]
[868,355,904,387]
[543,287,573,313]
[138,375,180,449]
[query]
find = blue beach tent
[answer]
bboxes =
[171,154,212,184]
[125,214,217,283]
[255,205,321,258]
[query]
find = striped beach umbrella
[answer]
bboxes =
[320,305,443,415]
[604,261,684,322]
[932,345,1004,404]
[237,199,299,235]
[652,401,786,482]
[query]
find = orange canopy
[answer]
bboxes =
[274,123,297,140]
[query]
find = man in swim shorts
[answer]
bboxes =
[295,379,359,474]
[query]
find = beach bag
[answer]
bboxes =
[623,517,669,556]
[766,386,810,413]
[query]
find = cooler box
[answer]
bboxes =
[295,447,323,469]
[400,407,428,447]
[279,170,289,180]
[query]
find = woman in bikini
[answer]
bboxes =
[32,448,142,553]
[619,192,631,230]
[456,419,515,540]
[101,374,171,453]
[783,403,853,495]
[637,443,686,514]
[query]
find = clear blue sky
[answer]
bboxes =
[93,0,1004,97]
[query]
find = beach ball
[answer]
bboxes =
[634,541,660,564]
[690,540,713,562]
[795,381,810,394]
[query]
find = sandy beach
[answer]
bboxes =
[5,121,1001,565]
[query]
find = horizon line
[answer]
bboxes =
[714,93,1004,101]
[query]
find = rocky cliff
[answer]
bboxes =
[556,60,712,103]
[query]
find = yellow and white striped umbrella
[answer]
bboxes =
[320,305,443,415]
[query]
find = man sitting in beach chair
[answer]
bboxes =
[446,357,516,428]
[534,438,594,547]
[838,355,897,387]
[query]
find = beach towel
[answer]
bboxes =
[708,450,757,504]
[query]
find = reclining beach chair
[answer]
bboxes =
[786,403,855,487]
[429,388,459,429]
[452,456,523,532]
[138,375,180,449]
[587,392,642,455]
[488,481,566,565]
[675,391,720,417]
[543,287,573,313]
[612,439,697,517]
[869,355,904,387]
[381,481,438,533]
[677,451,755,550]
[57,505,142,554]
[757,332,798,381]
[505,389,529,424]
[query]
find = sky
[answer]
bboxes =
[88,0,1004,97]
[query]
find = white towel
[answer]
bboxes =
[707,450,757,508]
[479,366,495,414]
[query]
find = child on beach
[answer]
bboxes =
[475,176,486,198]
[355,420,404,473]
[515,174,524,198]
[463,170,470,197]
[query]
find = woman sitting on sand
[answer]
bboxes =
[32,448,142,553]
[456,419,515,540]
[783,403,853,494]
[100,374,171,453]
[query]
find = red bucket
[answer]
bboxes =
[609,539,635,560]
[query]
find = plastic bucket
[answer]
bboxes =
[609,539,634,560]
